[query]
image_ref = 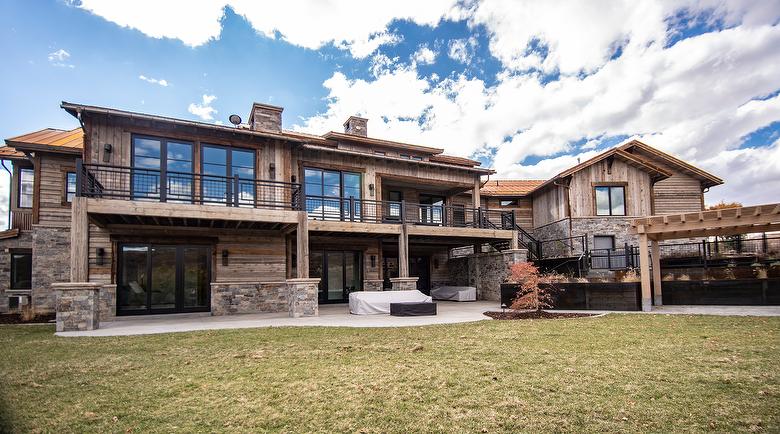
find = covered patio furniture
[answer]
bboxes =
[431,286,477,301]
[349,290,432,315]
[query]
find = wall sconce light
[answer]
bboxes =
[222,249,229,266]
[369,183,375,197]
[291,175,297,183]
[96,247,105,266]
[370,255,377,269]
[433,258,439,269]
[269,162,276,179]
[102,143,112,163]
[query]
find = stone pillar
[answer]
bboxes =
[52,282,101,332]
[389,277,419,291]
[99,284,117,322]
[286,278,320,317]
[363,279,384,291]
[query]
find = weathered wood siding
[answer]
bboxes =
[532,185,567,227]
[38,154,76,226]
[568,159,652,217]
[215,234,287,282]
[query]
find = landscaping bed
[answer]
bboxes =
[0,313,55,325]
[484,311,598,320]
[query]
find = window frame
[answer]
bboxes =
[17,167,34,209]
[63,171,77,204]
[499,199,518,207]
[594,185,626,216]
[10,249,32,290]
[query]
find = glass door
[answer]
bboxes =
[117,244,211,315]
[131,136,193,202]
[201,144,256,206]
[310,250,362,303]
[419,194,445,225]
[304,168,362,220]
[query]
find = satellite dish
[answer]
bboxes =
[228,114,242,126]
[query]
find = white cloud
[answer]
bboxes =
[47,49,74,68]
[138,75,169,86]
[412,44,437,65]
[74,0,457,58]
[447,36,477,64]
[188,94,218,121]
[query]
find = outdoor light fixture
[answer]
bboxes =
[102,143,112,163]
[369,183,375,197]
[370,255,376,268]
[269,163,276,179]
[96,247,105,266]
[222,249,229,266]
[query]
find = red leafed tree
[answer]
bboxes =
[507,262,557,311]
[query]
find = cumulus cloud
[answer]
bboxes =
[74,0,457,58]
[47,49,74,68]
[138,75,169,86]
[188,94,218,121]
[411,44,437,65]
[447,36,477,64]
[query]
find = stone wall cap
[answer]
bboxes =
[286,278,322,284]
[363,279,384,282]
[211,281,287,285]
[389,277,419,282]
[52,282,102,290]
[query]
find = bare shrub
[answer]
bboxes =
[621,268,640,283]
[677,274,691,281]
[662,273,675,281]
[507,263,560,311]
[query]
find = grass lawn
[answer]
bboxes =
[0,315,778,433]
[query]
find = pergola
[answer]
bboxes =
[630,203,780,311]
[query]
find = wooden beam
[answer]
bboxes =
[472,175,481,209]
[86,198,300,224]
[638,233,651,312]
[70,197,89,282]
[308,220,402,235]
[652,223,780,240]
[398,224,409,278]
[651,240,662,306]
[296,211,309,278]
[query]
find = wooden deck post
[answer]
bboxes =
[70,197,89,282]
[651,239,662,306]
[398,224,409,278]
[472,176,481,209]
[638,233,651,312]
[296,211,309,278]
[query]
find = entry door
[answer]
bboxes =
[117,244,211,315]
[310,250,361,303]
[419,194,445,225]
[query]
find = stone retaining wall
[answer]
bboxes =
[286,278,320,317]
[448,249,528,301]
[211,282,288,316]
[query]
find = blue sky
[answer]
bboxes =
[1,0,779,215]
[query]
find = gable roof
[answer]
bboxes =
[619,140,723,188]
[480,180,545,196]
[5,128,83,154]
[528,146,675,194]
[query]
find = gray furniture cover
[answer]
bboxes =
[349,290,432,315]
[430,286,477,301]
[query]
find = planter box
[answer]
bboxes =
[500,282,641,311]
[662,278,780,306]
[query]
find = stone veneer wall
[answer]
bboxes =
[0,232,33,314]
[533,219,572,257]
[390,277,419,291]
[99,284,116,322]
[53,283,101,332]
[363,279,383,291]
[31,227,71,313]
[448,249,528,301]
[211,282,288,316]
[569,217,637,253]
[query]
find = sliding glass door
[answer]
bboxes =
[304,168,361,220]
[309,250,361,303]
[117,244,211,315]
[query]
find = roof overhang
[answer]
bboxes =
[620,140,723,188]
[323,131,445,155]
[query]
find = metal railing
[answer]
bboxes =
[659,236,780,260]
[537,235,588,259]
[303,195,515,229]
[77,161,301,210]
[590,245,639,270]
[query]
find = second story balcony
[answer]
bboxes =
[76,161,517,232]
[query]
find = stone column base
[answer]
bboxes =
[389,277,419,291]
[363,279,384,291]
[99,284,117,322]
[52,282,102,332]
[286,278,320,318]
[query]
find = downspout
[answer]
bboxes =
[1,160,11,229]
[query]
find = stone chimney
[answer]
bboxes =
[343,116,368,137]
[249,102,283,132]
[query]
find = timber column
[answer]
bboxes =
[287,211,318,316]
[638,233,652,312]
[391,223,418,290]
[70,197,89,282]
[296,211,309,278]
[651,240,663,306]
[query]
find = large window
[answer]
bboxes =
[131,136,194,202]
[201,145,256,206]
[10,251,32,290]
[65,172,77,203]
[18,168,34,208]
[595,185,626,216]
[304,168,361,220]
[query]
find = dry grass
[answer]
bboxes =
[0,315,778,433]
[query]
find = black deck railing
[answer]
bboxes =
[77,161,302,210]
[537,235,589,260]
[590,245,639,270]
[303,195,515,229]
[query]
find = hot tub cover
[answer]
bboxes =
[430,286,477,301]
[349,290,432,315]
